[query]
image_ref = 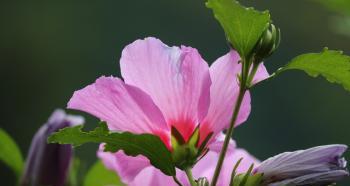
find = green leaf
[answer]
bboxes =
[48,123,176,176]
[315,0,350,16]
[0,128,24,177]
[84,160,124,186]
[206,0,270,59]
[329,15,350,38]
[313,0,350,37]
[277,48,350,92]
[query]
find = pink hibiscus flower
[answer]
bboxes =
[68,37,268,185]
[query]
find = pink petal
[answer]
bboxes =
[98,145,183,186]
[131,167,180,186]
[99,155,187,186]
[120,37,211,141]
[200,50,268,143]
[97,145,150,183]
[208,132,236,153]
[217,148,260,185]
[68,76,170,145]
[252,63,269,85]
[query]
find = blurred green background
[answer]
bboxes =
[0,0,349,185]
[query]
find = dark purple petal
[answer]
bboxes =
[20,109,84,186]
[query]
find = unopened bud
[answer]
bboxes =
[197,177,209,186]
[253,23,281,63]
[255,144,349,186]
[20,109,84,186]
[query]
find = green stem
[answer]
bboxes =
[185,168,197,186]
[210,58,250,186]
[211,87,246,186]
[246,62,259,88]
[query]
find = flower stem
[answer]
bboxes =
[210,58,250,186]
[185,168,197,186]
[246,62,259,88]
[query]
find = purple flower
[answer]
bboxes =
[20,109,84,186]
[255,144,349,186]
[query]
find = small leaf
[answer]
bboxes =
[48,123,176,176]
[207,0,270,58]
[84,160,124,186]
[277,48,350,92]
[0,128,24,177]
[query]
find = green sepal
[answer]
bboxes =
[188,127,200,147]
[230,157,244,185]
[171,127,200,169]
[244,174,263,186]
[239,164,255,186]
[230,163,263,186]
[171,126,186,145]
[231,173,263,186]
[197,132,213,155]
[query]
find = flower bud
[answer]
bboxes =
[197,177,209,186]
[253,23,280,63]
[20,109,84,186]
[255,144,349,186]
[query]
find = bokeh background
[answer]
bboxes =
[1,0,349,185]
